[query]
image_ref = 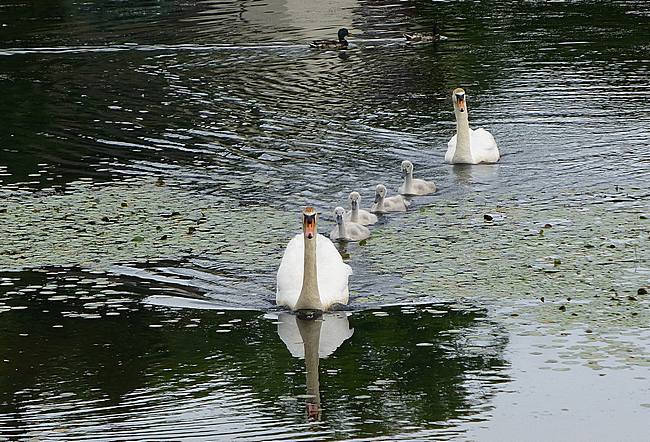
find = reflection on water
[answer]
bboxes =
[451,163,500,188]
[275,312,355,421]
[0,271,508,439]
[1,0,648,201]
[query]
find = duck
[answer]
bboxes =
[404,22,447,44]
[398,160,437,196]
[371,184,410,213]
[344,191,377,226]
[276,207,352,312]
[310,28,351,50]
[445,88,500,164]
[330,207,371,242]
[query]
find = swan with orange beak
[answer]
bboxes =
[276,207,352,314]
[445,88,500,164]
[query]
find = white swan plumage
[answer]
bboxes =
[276,207,352,311]
[398,160,437,196]
[371,184,410,213]
[344,191,377,226]
[330,206,371,242]
[445,88,500,164]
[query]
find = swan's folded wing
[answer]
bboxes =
[472,128,500,162]
[276,234,304,308]
[362,209,378,224]
[445,134,458,162]
[357,224,371,240]
[473,128,497,147]
[316,234,352,307]
[447,133,458,149]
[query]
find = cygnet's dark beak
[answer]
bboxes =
[351,200,358,209]
[374,193,381,203]
[336,213,343,225]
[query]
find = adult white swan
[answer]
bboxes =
[276,207,352,312]
[445,88,500,164]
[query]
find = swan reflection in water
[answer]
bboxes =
[275,312,354,420]
[452,163,499,186]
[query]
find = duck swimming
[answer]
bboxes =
[404,22,446,44]
[310,28,351,50]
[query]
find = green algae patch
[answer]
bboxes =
[364,190,649,368]
[0,179,295,273]
[1,180,648,368]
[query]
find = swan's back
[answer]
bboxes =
[345,209,377,226]
[347,223,370,241]
[276,234,352,310]
[446,133,459,163]
[399,179,437,196]
[385,195,409,211]
[471,128,500,163]
[330,222,371,242]
[446,128,499,164]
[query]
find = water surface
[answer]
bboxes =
[1,0,649,440]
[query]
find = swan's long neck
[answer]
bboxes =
[337,219,347,239]
[375,196,384,211]
[350,206,359,223]
[403,173,413,193]
[454,109,473,163]
[297,318,321,419]
[295,236,323,311]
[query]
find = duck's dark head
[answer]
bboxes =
[338,28,350,41]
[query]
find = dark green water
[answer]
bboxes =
[1,0,649,440]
